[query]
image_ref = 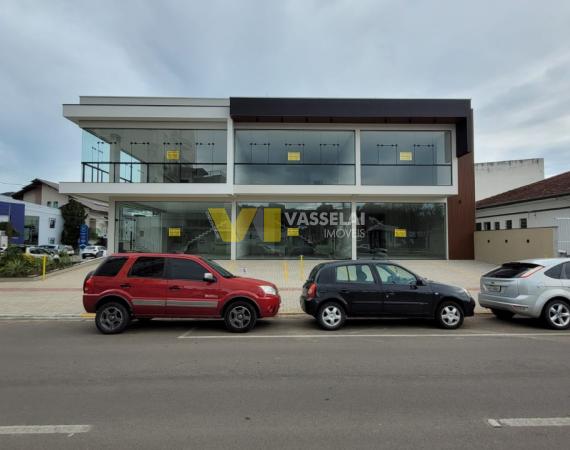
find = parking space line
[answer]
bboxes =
[487,417,570,428]
[0,425,91,435]
[178,332,570,339]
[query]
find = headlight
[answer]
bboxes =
[259,285,277,296]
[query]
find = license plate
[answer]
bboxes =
[487,285,501,292]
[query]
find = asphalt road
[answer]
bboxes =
[0,315,569,449]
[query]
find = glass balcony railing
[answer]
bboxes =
[82,162,227,183]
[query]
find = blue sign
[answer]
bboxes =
[79,224,89,248]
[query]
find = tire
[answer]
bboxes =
[436,300,464,330]
[95,302,131,334]
[224,301,257,333]
[317,301,346,331]
[542,299,570,330]
[491,309,515,320]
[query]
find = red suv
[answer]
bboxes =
[83,254,281,334]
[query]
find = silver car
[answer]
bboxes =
[479,258,570,330]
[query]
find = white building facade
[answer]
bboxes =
[475,158,544,201]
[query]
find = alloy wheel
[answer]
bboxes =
[322,305,342,327]
[440,305,461,327]
[228,305,252,330]
[548,303,570,328]
[99,306,125,332]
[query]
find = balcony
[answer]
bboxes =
[82,162,227,183]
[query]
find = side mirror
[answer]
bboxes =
[416,278,426,286]
[203,272,216,282]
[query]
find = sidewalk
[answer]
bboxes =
[0,259,496,318]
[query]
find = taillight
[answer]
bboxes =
[519,266,544,278]
[83,273,94,293]
[307,282,317,300]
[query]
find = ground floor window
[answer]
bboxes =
[116,201,231,259]
[236,202,352,259]
[356,202,446,259]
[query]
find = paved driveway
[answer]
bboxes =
[0,259,496,317]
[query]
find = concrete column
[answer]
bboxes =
[230,200,237,260]
[108,199,116,253]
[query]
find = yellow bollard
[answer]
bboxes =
[299,255,305,281]
[282,261,289,283]
[42,255,47,280]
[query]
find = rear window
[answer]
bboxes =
[484,263,540,279]
[129,257,165,278]
[94,257,128,277]
[335,264,375,283]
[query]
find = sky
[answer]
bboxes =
[1,0,569,190]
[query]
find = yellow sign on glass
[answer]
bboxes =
[166,150,180,160]
[394,228,407,238]
[288,151,301,161]
[399,151,413,161]
[168,227,181,237]
[287,227,300,237]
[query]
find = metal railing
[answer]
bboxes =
[82,162,227,183]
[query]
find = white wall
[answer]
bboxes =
[476,195,570,255]
[475,159,544,201]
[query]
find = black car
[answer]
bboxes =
[300,261,475,330]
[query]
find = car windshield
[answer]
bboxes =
[200,257,235,278]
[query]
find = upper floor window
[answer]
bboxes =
[361,131,452,186]
[494,222,500,230]
[506,220,513,229]
[53,201,59,208]
[49,218,56,229]
[47,201,52,207]
[81,128,227,183]
[520,218,527,229]
[234,130,355,185]
[476,222,482,231]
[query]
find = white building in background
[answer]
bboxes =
[476,171,570,255]
[0,195,63,246]
[475,158,544,201]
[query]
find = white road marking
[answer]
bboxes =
[0,425,91,435]
[487,417,570,428]
[178,332,570,339]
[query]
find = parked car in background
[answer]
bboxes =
[39,244,75,256]
[83,254,281,334]
[300,261,475,330]
[81,246,107,259]
[24,246,60,260]
[479,259,570,330]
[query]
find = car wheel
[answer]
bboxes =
[491,309,515,320]
[436,301,464,329]
[95,302,131,334]
[543,299,570,330]
[317,302,346,331]
[224,301,257,333]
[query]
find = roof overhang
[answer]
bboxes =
[230,97,474,157]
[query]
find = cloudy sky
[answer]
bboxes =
[1,0,569,190]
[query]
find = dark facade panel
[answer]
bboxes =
[230,97,473,157]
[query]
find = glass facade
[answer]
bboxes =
[116,202,231,259]
[24,216,39,245]
[236,202,352,259]
[357,203,446,259]
[82,129,227,183]
[361,131,452,185]
[234,130,355,185]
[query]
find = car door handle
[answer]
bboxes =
[169,285,181,291]
[339,289,350,294]
[385,291,395,297]
[120,283,131,289]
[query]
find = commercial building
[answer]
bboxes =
[60,96,475,260]
[475,158,544,201]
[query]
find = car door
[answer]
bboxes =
[374,263,431,316]
[165,257,225,317]
[125,256,167,316]
[333,264,383,315]
[562,263,570,289]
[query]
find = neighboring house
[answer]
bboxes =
[475,158,544,201]
[0,195,63,246]
[59,96,475,260]
[476,171,570,257]
[11,178,108,240]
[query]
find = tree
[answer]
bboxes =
[60,199,87,247]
